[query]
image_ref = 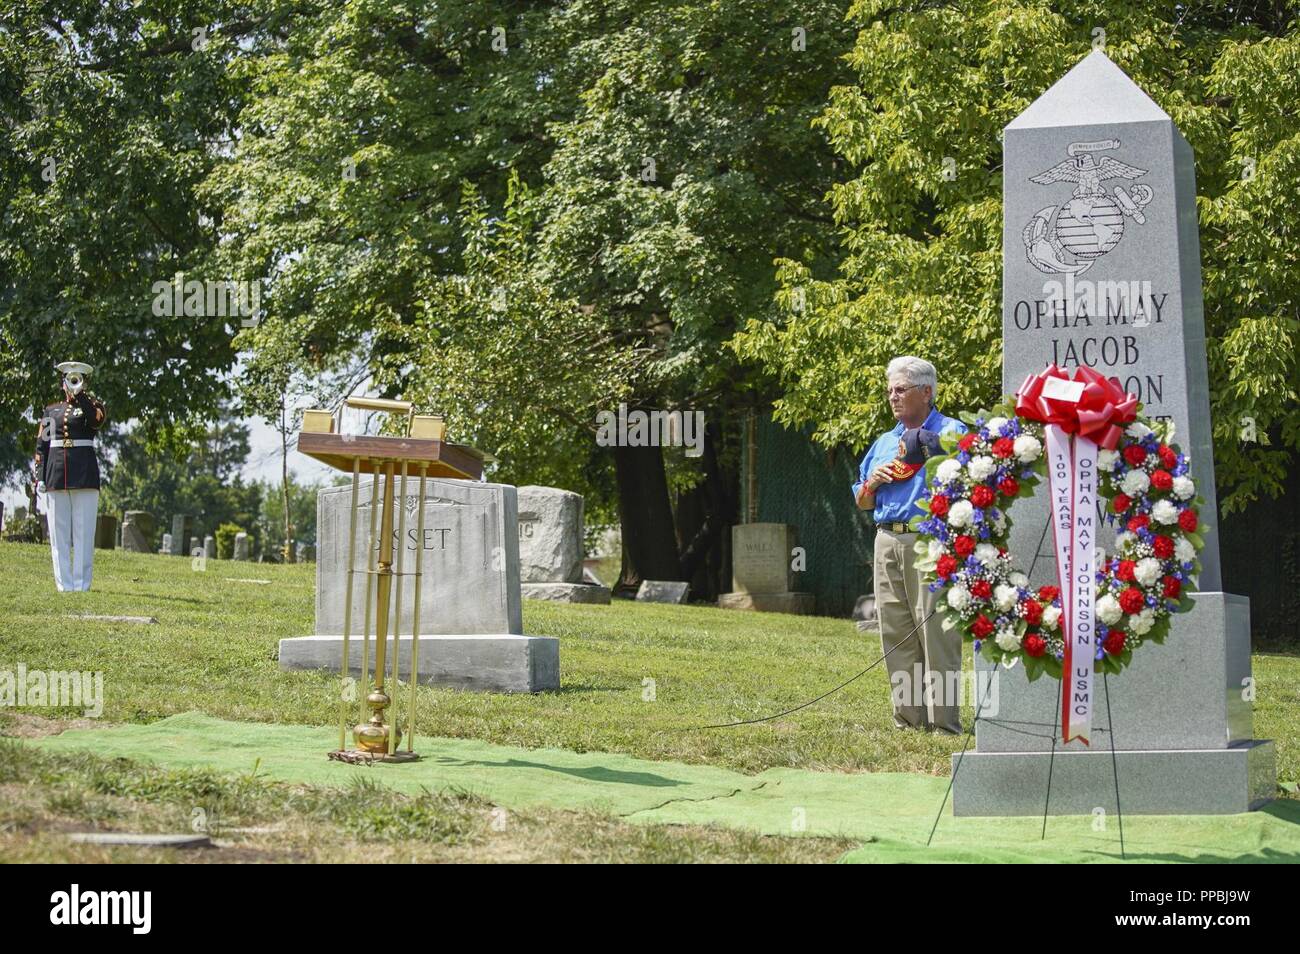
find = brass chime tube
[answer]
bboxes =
[372,461,396,707]
[388,461,410,755]
[408,464,428,752]
[339,456,362,751]
[359,461,381,725]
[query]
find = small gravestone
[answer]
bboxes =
[170,515,191,556]
[717,523,814,615]
[233,532,249,561]
[161,532,172,555]
[296,541,315,563]
[636,580,689,604]
[954,50,1274,816]
[278,477,559,692]
[122,514,156,553]
[204,535,217,560]
[94,513,118,549]
[517,485,611,604]
[853,594,879,633]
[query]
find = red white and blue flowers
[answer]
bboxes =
[910,399,1205,680]
[1092,418,1206,669]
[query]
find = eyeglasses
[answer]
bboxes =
[885,384,920,398]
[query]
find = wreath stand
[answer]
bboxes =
[926,519,1128,859]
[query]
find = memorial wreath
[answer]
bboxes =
[910,365,1207,741]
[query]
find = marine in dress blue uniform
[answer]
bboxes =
[35,362,107,591]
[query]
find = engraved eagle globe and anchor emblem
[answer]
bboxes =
[1022,138,1155,275]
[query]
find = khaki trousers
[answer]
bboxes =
[873,528,962,732]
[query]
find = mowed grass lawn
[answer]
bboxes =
[3,540,1297,785]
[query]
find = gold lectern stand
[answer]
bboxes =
[297,397,486,763]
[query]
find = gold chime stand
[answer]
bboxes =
[295,397,487,764]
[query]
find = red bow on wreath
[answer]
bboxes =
[1015,365,1138,450]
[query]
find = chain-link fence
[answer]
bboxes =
[740,411,874,617]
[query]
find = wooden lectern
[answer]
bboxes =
[297,397,488,763]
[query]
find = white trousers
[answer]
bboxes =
[46,488,99,591]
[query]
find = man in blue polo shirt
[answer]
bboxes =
[853,356,966,733]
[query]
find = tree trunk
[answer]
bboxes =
[612,440,682,595]
[677,417,738,601]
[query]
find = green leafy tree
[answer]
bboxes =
[518,1,857,591]
[0,2,308,475]
[98,405,262,536]
[388,176,651,533]
[731,0,1299,514]
[207,0,857,594]
[253,472,320,561]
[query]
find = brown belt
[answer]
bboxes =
[879,521,914,534]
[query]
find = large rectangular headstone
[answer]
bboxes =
[954,51,1273,815]
[314,477,523,637]
[280,477,557,692]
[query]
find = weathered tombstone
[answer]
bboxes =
[170,515,191,556]
[188,535,202,557]
[121,511,156,553]
[94,513,118,549]
[954,51,1274,815]
[278,477,559,692]
[296,542,315,563]
[517,485,611,604]
[233,532,250,561]
[636,580,689,604]
[717,523,815,615]
[203,535,217,560]
[161,532,172,555]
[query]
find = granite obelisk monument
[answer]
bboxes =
[952,51,1275,815]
